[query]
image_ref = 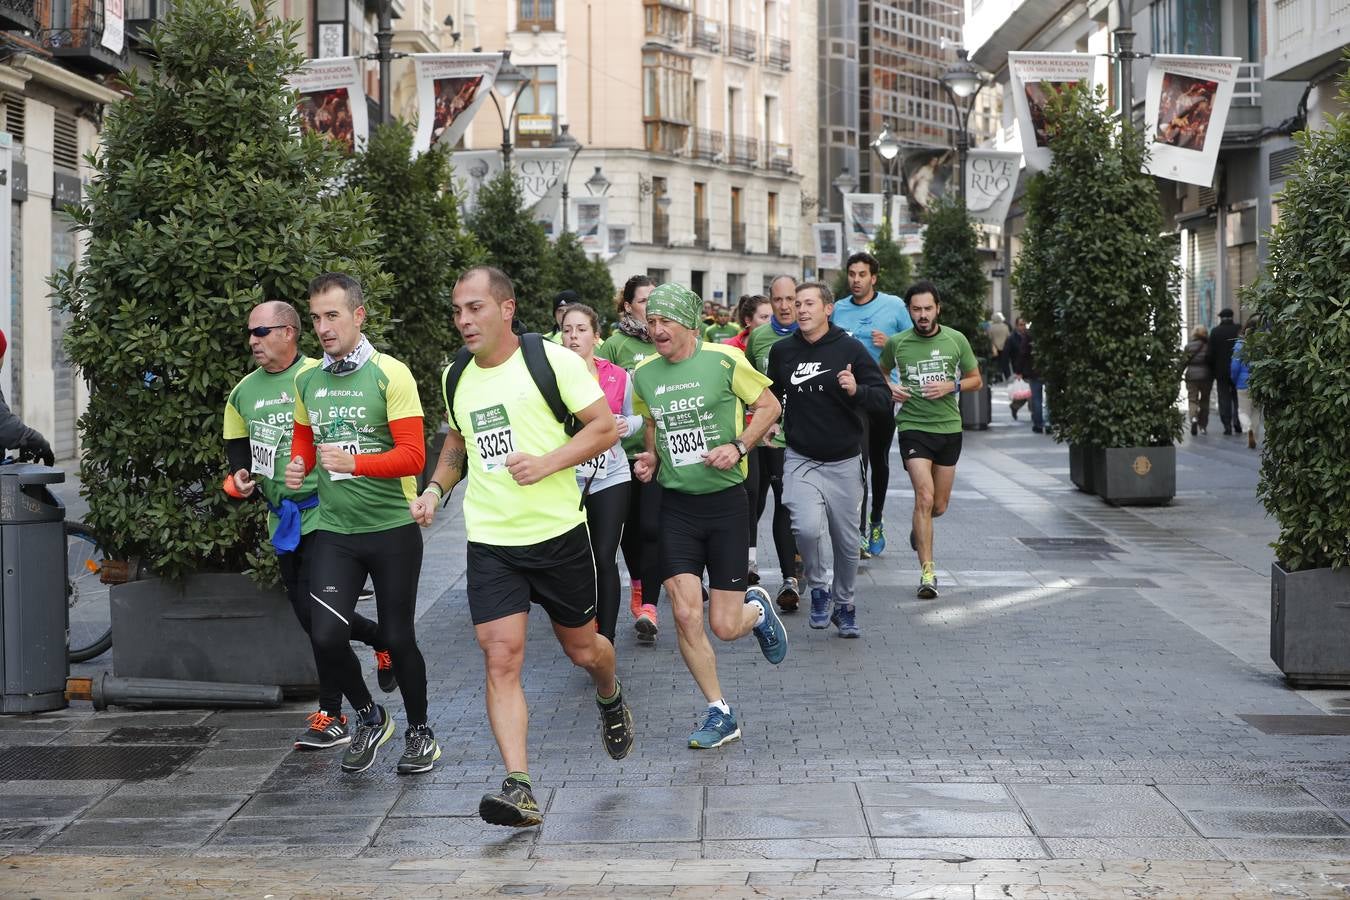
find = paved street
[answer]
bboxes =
[6,386,1350,897]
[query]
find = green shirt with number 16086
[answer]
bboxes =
[879,325,977,435]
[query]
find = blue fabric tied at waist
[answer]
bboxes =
[267,494,319,554]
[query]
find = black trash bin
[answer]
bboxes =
[0,464,67,713]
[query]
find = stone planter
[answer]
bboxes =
[1068,443,1096,494]
[1091,445,1175,506]
[1271,563,1350,687]
[959,385,992,431]
[111,572,317,696]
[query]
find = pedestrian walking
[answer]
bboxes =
[766,282,890,638]
[0,329,55,465]
[1206,309,1242,436]
[1231,318,1262,449]
[988,312,1011,383]
[1012,326,1047,433]
[1183,325,1213,436]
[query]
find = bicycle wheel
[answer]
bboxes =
[65,520,112,663]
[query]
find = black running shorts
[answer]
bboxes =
[898,429,963,468]
[466,523,597,627]
[659,485,750,591]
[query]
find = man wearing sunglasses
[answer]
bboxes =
[222,300,393,753]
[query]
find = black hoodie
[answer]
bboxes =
[766,324,891,462]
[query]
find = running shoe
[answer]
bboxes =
[689,705,741,749]
[809,587,832,629]
[597,683,635,760]
[635,603,658,642]
[628,581,644,622]
[479,776,543,828]
[374,648,397,693]
[341,704,395,773]
[917,564,939,600]
[294,710,349,750]
[775,577,800,613]
[747,585,788,664]
[397,724,441,775]
[831,603,860,639]
[867,521,886,556]
[858,532,872,560]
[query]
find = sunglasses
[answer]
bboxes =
[246,324,292,338]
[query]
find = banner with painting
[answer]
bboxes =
[1144,54,1241,187]
[101,0,124,54]
[413,53,502,155]
[964,150,1022,226]
[812,223,843,270]
[842,193,883,254]
[290,58,368,154]
[1008,52,1096,171]
[451,147,575,223]
[901,147,956,215]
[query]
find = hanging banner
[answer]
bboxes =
[902,147,957,214]
[413,53,502,155]
[101,0,124,54]
[451,147,574,213]
[1144,54,1241,187]
[965,150,1022,226]
[290,58,368,154]
[1008,52,1096,171]
[842,193,882,254]
[812,223,843,270]
[571,197,607,254]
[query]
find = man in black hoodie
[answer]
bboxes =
[1205,308,1242,435]
[766,282,891,638]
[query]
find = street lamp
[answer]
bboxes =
[870,122,901,233]
[553,122,583,233]
[940,48,988,208]
[584,165,611,196]
[831,164,858,200]
[488,51,527,166]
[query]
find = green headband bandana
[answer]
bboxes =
[646,282,702,331]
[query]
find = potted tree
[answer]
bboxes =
[920,196,992,429]
[1012,86,1182,503]
[52,0,388,690]
[1247,72,1350,686]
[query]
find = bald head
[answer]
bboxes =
[254,300,301,331]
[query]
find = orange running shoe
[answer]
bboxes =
[628,581,644,621]
[635,603,658,642]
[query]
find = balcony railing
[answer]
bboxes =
[767,226,781,256]
[643,0,688,44]
[692,128,723,161]
[694,217,709,249]
[653,211,671,247]
[767,142,792,172]
[727,24,757,61]
[690,13,721,51]
[1,0,45,34]
[728,135,758,167]
[1233,62,1262,107]
[731,222,747,252]
[40,0,130,76]
[766,36,790,70]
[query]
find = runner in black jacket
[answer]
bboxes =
[766,282,890,638]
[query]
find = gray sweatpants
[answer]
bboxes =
[782,450,865,606]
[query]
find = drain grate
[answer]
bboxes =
[0,745,199,780]
[101,726,216,745]
[1240,715,1350,736]
[1019,537,1122,559]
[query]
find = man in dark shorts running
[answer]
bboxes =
[879,281,982,599]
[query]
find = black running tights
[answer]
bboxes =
[307,523,428,725]
[745,446,797,579]
[619,461,664,608]
[859,408,896,531]
[585,481,630,642]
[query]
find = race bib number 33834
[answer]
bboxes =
[471,404,515,472]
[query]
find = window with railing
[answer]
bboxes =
[728,135,758,167]
[643,48,692,154]
[767,142,791,172]
[518,0,555,31]
[690,13,720,51]
[727,24,757,60]
[644,0,689,43]
[766,36,790,69]
[693,128,722,160]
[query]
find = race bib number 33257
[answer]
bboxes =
[471,404,515,472]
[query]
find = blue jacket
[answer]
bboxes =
[1230,339,1251,389]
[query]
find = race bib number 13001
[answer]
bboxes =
[471,404,515,472]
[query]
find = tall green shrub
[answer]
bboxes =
[52,0,388,581]
[466,169,555,332]
[547,231,616,317]
[349,122,483,440]
[1012,86,1182,449]
[1245,73,1350,572]
[920,197,991,358]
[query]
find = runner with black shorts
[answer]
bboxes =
[411,266,631,829]
[879,281,982,600]
[285,273,435,775]
[631,283,789,750]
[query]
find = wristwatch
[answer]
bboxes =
[953,379,962,395]
[732,439,748,460]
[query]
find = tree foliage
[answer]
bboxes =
[920,197,991,358]
[51,0,388,582]
[349,122,483,440]
[1245,70,1350,571]
[466,169,555,333]
[546,231,616,322]
[1012,86,1182,449]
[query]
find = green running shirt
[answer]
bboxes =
[450,340,604,547]
[223,357,321,541]
[878,325,977,435]
[631,342,772,495]
[744,322,792,449]
[293,352,423,535]
[703,323,739,344]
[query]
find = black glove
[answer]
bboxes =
[17,429,54,467]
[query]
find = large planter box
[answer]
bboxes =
[1271,563,1350,687]
[959,385,992,431]
[111,573,317,696]
[1091,445,1175,506]
[1069,443,1096,494]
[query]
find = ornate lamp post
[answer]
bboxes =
[488,52,527,166]
[939,49,988,208]
[553,123,583,233]
[869,122,901,232]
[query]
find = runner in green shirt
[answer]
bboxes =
[630,282,790,751]
[878,281,982,600]
[703,304,739,344]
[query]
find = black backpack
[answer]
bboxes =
[441,332,581,437]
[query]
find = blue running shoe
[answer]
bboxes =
[867,521,886,556]
[809,588,832,629]
[830,603,860,638]
[746,585,788,664]
[689,705,741,749]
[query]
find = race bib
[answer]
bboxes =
[578,448,611,481]
[322,422,361,481]
[666,426,708,467]
[249,421,283,478]
[471,404,515,472]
